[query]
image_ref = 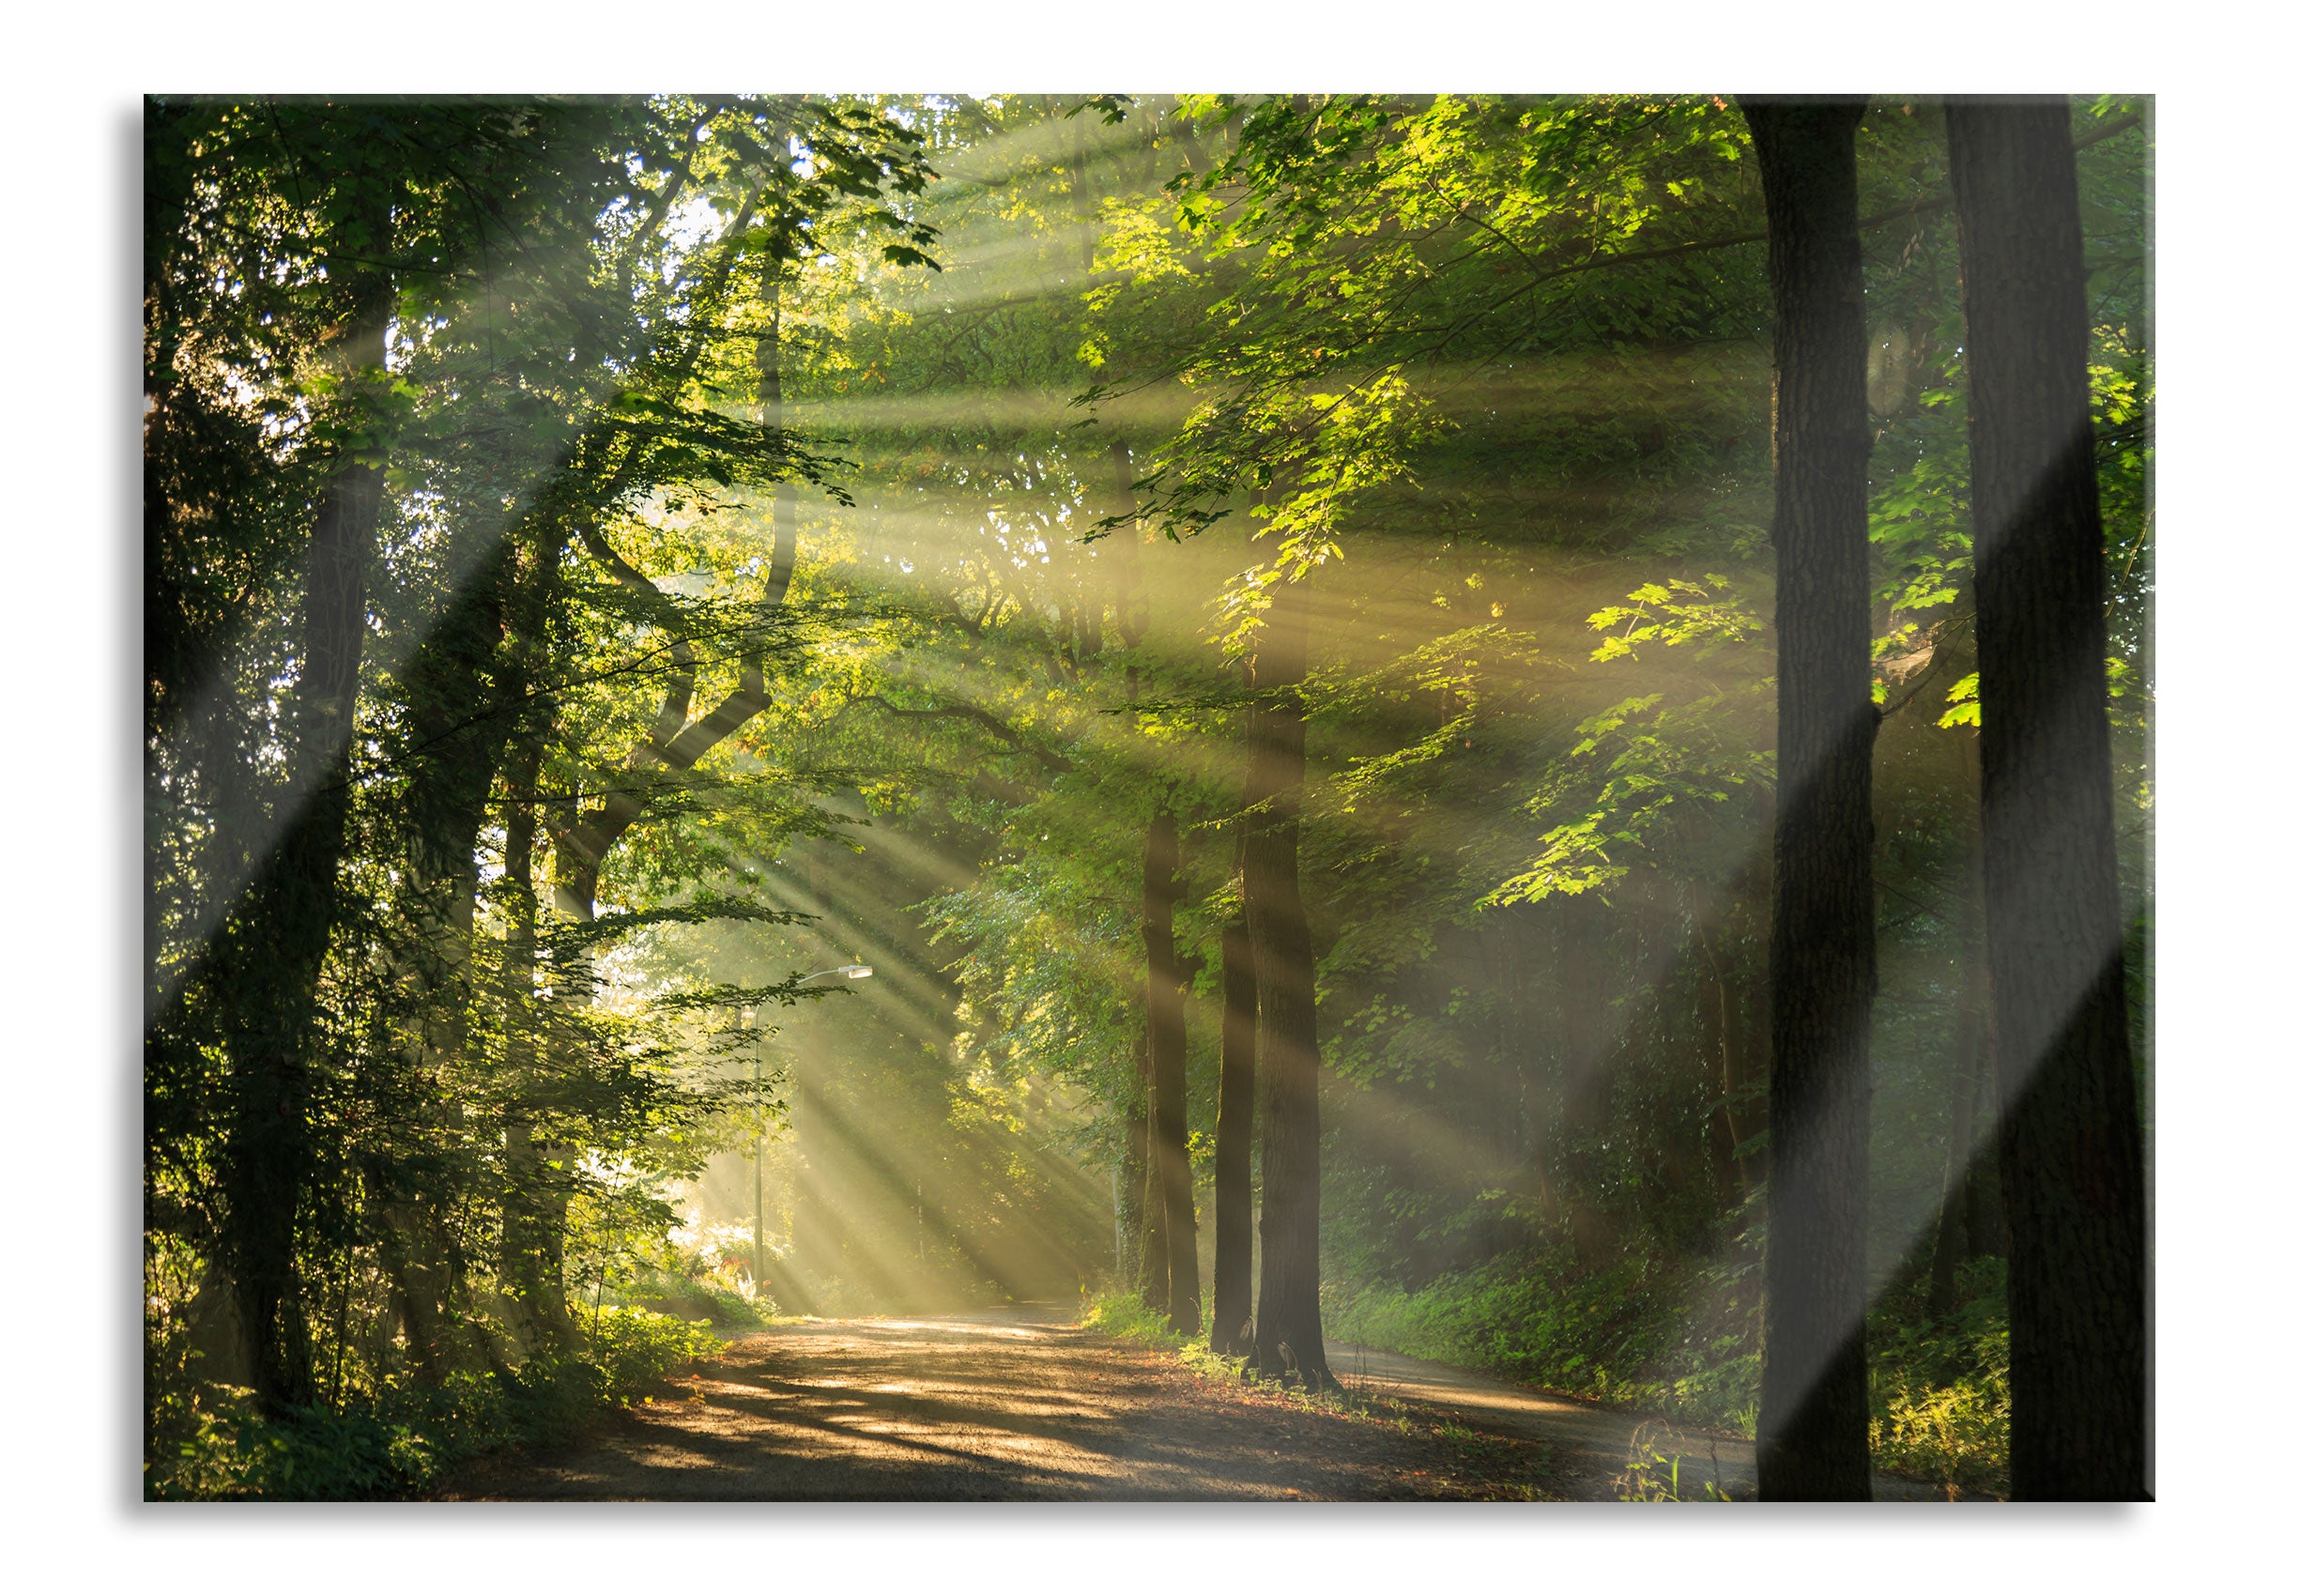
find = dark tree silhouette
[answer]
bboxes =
[1742,95,1877,1502]
[1947,95,2149,1502]
[1209,908,1258,1356]
[1142,806,1201,1333]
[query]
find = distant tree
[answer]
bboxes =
[1741,96,1877,1502]
[1946,96,2149,1501]
[1142,806,1201,1333]
[1134,1022,1170,1314]
[1209,898,1258,1355]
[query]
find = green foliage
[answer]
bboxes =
[1612,1421,1738,1502]
[1867,1257,2012,1498]
[146,1307,721,1501]
[586,1306,728,1396]
[1322,1245,1761,1435]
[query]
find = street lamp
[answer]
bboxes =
[797,962,872,983]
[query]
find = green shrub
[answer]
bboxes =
[1866,1256,2011,1497]
[1321,1244,2012,1495]
[622,1267,771,1330]
[1321,1244,1762,1435]
[587,1305,725,1397]
[1080,1289,1187,1348]
[146,1305,727,1500]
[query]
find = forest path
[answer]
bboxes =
[438,1306,1943,1501]
[437,1305,1557,1500]
[1320,1335,1949,1501]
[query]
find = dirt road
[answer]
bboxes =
[1322,1335,1948,1501]
[439,1306,1940,1501]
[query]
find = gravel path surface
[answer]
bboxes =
[439,1305,1945,1501]
[438,1307,1561,1501]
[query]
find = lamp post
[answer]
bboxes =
[740,1005,762,1296]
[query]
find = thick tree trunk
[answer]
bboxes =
[1928,732,1991,1318]
[1143,807,1201,1333]
[1743,97,1877,1503]
[1947,97,2149,1501]
[222,265,394,1417]
[1210,911,1258,1354]
[1243,575,1332,1389]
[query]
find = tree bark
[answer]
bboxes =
[1119,1019,1148,1290]
[1743,96,1877,1503]
[1210,911,1258,1354]
[1142,807,1201,1333]
[1947,96,2149,1501]
[222,253,394,1417]
[1928,731,1991,1318]
[1133,1021,1169,1312]
[1243,575,1332,1389]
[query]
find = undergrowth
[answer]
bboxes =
[1317,1241,2011,1496]
[1865,1256,2011,1499]
[146,1306,725,1501]
[1321,1244,1762,1435]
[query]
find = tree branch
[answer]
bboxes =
[848,692,1075,774]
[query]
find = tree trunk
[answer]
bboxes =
[1108,441,1146,650]
[1243,575,1332,1389]
[1743,96,1877,1503]
[1143,807,1201,1333]
[222,258,394,1417]
[1928,731,1991,1318]
[1211,910,1257,1354]
[1119,1018,1148,1289]
[1698,926,1749,1210]
[1132,1022,1169,1312]
[1947,97,2148,1502]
